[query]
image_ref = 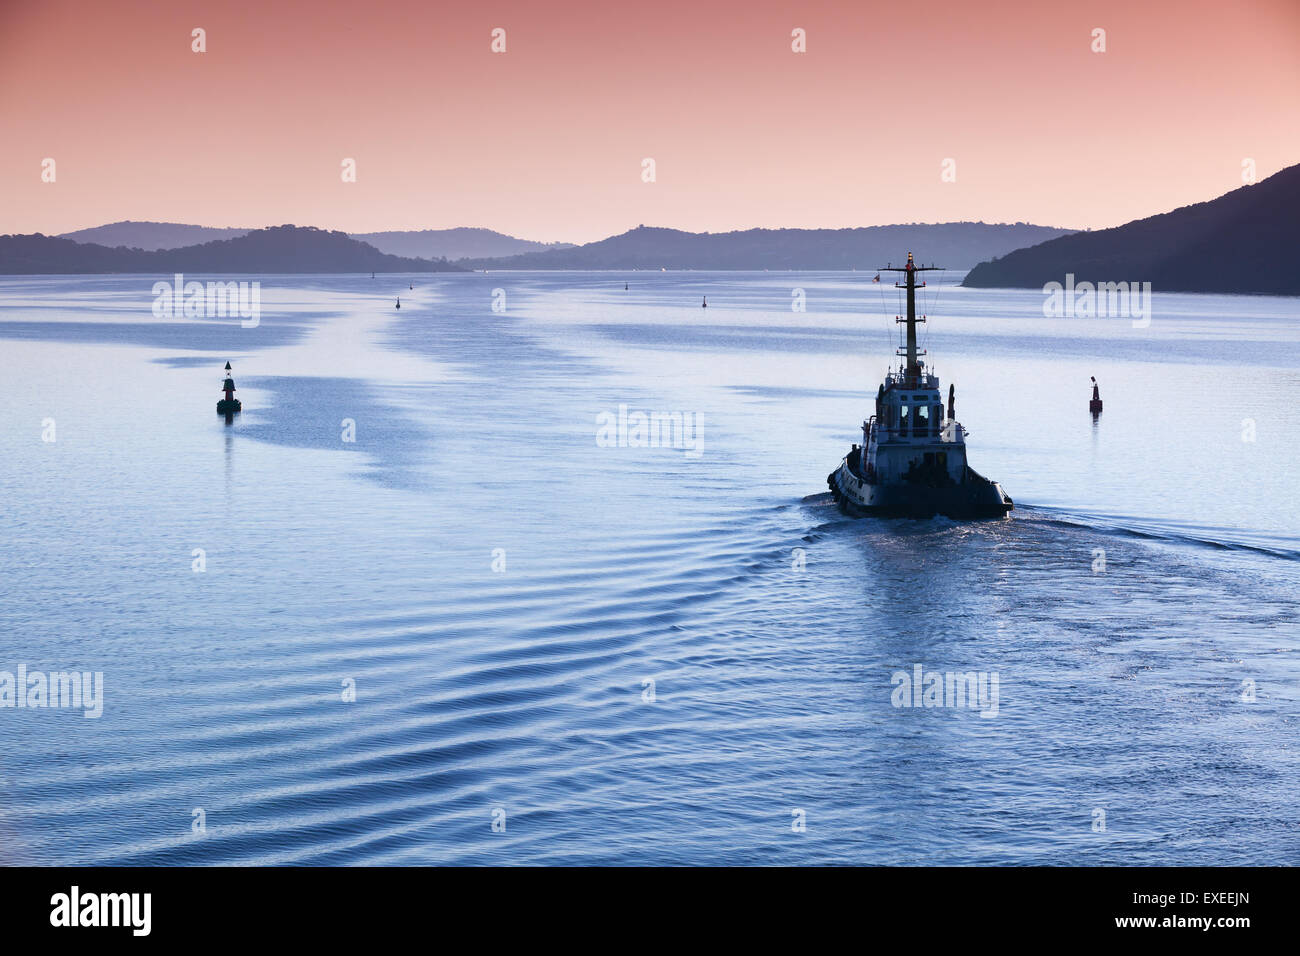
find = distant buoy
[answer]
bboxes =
[217,360,242,416]
[1089,376,1102,414]
[396,297,401,310]
[702,296,708,309]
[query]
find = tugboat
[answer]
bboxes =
[217,361,242,416]
[826,253,1012,519]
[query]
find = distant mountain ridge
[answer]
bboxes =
[7,221,1077,274]
[458,222,1076,271]
[963,163,1300,295]
[354,228,574,260]
[57,221,573,261]
[0,225,466,274]
[59,221,252,250]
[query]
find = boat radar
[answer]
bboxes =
[826,252,1013,519]
[217,361,242,416]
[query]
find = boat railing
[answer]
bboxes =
[884,371,939,389]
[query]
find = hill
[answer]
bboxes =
[58,221,573,260]
[0,225,467,274]
[354,227,574,260]
[457,222,1076,271]
[58,220,252,249]
[963,164,1300,294]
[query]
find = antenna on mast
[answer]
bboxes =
[876,251,942,385]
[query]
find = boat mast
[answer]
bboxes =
[878,252,941,385]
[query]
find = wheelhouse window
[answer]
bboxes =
[915,404,930,437]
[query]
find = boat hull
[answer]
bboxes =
[827,456,1012,519]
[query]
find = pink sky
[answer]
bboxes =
[2,0,1297,243]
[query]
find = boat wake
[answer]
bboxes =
[800,490,1300,563]
[1016,506,1300,562]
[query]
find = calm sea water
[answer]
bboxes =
[0,272,1297,865]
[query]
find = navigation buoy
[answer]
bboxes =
[1089,376,1103,414]
[702,295,708,309]
[217,361,242,416]
[396,297,401,310]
